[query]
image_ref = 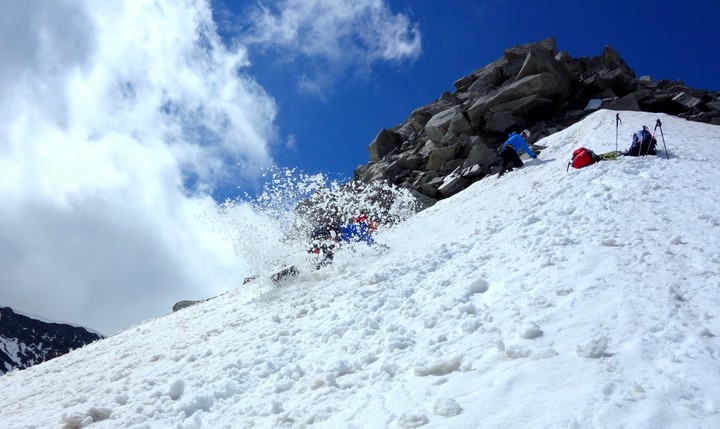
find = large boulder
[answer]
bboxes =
[467,73,567,126]
[489,94,556,121]
[581,68,637,96]
[437,170,466,197]
[418,92,462,117]
[425,145,459,170]
[173,300,201,312]
[485,112,530,134]
[410,112,432,132]
[467,57,508,94]
[368,129,404,162]
[604,94,641,111]
[672,92,703,109]
[555,50,583,76]
[503,37,558,61]
[515,48,570,88]
[448,111,474,136]
[355,160,390,182]
[602,45,635,77]
[454,74,477,92]
[463,138,497,168]
[425,106,462,143]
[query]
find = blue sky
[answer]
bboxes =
[213,0,719,198]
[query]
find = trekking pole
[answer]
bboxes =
[615,113,622,152]
[646,124,657,157]
[656,119,669,159]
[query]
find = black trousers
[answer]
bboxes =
[497,146,524,175]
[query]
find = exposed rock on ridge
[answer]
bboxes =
[0,307,103,374]
[355,38,720,205]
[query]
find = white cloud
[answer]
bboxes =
[0,0,279,334]
[242,0,422,91]
[286,134,298,151]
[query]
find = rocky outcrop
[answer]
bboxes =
[0,307,103,374]
[172,300,203,312]
[355,37,720,205]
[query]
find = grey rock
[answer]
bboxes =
[448,111,474,136]
[463,140,497,168]
[468,73,567,126]
[485,112,528,134]
[468,57,508,94]
[604,94,641,111]
[440,158,465,175]
[425,106,462,143]
[504,37,558,61]
[602,45,635,77]
[454,74,477,92]
[582,68,636,96]
[489,95,556,120]
[368,129,404,162]
[460,164,486,180]
[437,172,466,197]
[410,112,432,132]
[516,48,570,88]
[706,100,720,112]
[173,300,201,312]
[352,38,718,208]
[425,146,458,170]
[672,92,703,109]
[356,161,391,182]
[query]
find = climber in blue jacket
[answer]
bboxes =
[497,129,537,177]
[339,214,376,245]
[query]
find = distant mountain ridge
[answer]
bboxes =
[0,307,103,374]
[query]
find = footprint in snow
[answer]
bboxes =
[397,413,429,428]
[555,287,574,296]
[505,344,532,359]
[517,322,543,339]
[576,336,613,358]
[468,278,489,294]
[670,236,688,245]
[433,398,463,417]
[599,238,622,247]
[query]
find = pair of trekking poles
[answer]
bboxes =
[616,113,669,159]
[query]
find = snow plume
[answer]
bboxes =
[220,168,419,277]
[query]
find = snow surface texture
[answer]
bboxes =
[1,110,719,428]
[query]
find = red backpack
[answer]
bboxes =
[568,147,600,170]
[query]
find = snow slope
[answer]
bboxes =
[1,110,719,428]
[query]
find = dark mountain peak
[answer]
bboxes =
[0,307,104,374]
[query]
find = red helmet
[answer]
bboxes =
[353,214,369,223]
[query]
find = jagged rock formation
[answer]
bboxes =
[354,38,720,204]
[0,307,103,374]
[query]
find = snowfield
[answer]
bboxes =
[1,110,720,428]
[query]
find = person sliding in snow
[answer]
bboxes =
[308,215,378,269]
[496,129,537,177]
[308,223,341,268]
[624,126,657,156]
[339,214,378,245]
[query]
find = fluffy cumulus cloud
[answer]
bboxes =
[0,0,421,335]
[242,0,421,93]
[0,0,276,335]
